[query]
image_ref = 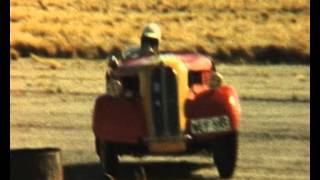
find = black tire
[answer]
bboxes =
[96,139,119,177]
[212,132,238,179]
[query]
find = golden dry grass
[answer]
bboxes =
[10,0,310,63]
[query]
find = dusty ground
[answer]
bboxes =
[10,59,309,179]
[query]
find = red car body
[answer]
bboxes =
[92,53,241,178]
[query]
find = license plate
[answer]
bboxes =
[190,116,231,135]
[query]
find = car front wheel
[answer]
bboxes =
[212,132,238,179]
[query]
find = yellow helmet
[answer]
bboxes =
[141,23,161,42]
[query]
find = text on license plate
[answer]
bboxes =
[190,116,231,134]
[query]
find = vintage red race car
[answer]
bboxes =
[92,52,241,178]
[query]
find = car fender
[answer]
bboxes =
[185,85,241,136]
[92,94,147,144]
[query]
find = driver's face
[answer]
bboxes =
[141,37,159,54]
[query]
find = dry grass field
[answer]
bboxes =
[10,0,309,63]
[10,59,309,179]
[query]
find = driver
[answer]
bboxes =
[107,23,161,69]
[106,23,161,97]
[123,23,162,59]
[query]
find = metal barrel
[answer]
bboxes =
[10,148,63,180]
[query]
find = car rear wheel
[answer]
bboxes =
[212,132,238,179]
[96,139,119,177]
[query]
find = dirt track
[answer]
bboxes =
[10,59,309,179]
